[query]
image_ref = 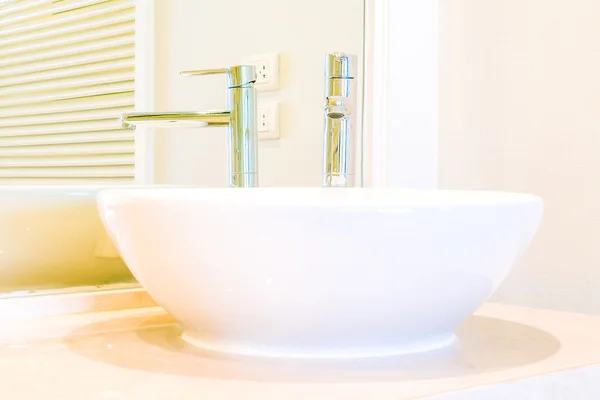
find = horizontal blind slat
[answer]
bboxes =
[0,71,134,97]
[0,141,134,156]
[0,46,133,77]
[0,93,134,118]
[0,34,133,68]
[0,120,128,138]
[0,107,133,128]
[0,177,134,185]
[0,131,135,147]
[0,154,134,167]
[0,57,135,90]
[0,0,48,19]
[0,165,135,178]
[0,82,134,107]
[0,57,134,88]
[0,21,135,58]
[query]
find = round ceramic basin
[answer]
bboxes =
[0,186,133,293]
[97,188,543,358]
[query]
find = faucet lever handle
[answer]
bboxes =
[179,65,256,88]
[180,68,229,77]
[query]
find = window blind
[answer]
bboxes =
[0,0,135,184]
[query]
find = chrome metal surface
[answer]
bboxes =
[120,65,258,188]
[229,65,259,87]
[120,111,230,130]
[179,68,228,76]
[227,83,258,188]
[325,51,356,78]
[322,53,357,187]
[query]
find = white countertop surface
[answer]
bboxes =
[2,301,600,399]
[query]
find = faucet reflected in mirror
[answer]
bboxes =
[121,53,358,189]
[121,65,259,188]
[0,0,365,299]
[322,52,357,188]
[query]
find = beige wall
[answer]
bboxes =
[439,1,600,313]
[152,0,364,187]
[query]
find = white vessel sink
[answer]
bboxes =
[0,186,133,293]
[97,188,543,358]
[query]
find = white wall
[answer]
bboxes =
[151,0,364,187]
[439,0,600,313]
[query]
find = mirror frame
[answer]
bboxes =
[363,0,439,189]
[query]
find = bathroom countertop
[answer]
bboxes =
[2,302,600,400]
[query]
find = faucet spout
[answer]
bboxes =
[120,111,231,130]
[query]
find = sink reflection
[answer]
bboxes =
[0,186,134,294]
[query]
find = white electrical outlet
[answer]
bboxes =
[258,109,269,132]
[257,102,280,139]
[243,53,279,91]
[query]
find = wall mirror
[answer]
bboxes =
[0,0,365,297]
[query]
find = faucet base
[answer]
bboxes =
[229,173,259,188]
[323,174,355,188]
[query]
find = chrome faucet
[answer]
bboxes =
[121,65,258,188]
[322,52,357,187]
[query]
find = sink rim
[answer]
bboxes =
[97,187,543,208]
